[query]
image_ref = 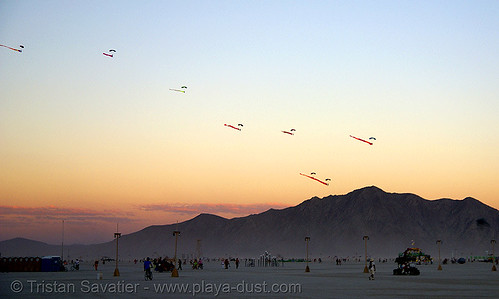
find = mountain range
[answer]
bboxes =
[1,186,498,259]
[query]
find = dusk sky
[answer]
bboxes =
[1,0,498,245]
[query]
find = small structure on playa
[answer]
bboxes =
[0,256,65,272]
[393,247,431,275]
[255,251,282,267]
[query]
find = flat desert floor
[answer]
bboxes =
[1,260,498,298]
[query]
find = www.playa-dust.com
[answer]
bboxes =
[154,280,301,296]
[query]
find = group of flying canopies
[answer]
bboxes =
[3,42,377,188]
[101,48,189,93]
[223,122,376,186]
[4,45,190,95]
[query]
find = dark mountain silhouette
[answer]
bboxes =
[1,186,498,259]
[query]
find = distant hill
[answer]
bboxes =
[1,186,498,259]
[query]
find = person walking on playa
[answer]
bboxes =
[144,257,153,280]
[368,259,376,280]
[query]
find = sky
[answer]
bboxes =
[1,0,498,245]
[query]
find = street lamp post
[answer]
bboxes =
[305,236,310,272]
[363,236,369,273]
[61,220,64,262]
[491,240,496,271]
[172,230,180,277]
[436,240,442,270]
[113,229,121,277]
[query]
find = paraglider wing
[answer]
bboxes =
[181,86,187,89]
[369,137,376,140]
[300,173,329,186]
[349,135,373,145]
[1,44,22,52]
[224,124,241,131]
[103,49,116,57]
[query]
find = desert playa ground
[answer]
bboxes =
[1,260,498,298]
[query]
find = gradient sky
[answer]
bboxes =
[1,0,498,245]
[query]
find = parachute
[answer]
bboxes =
[1,44,23,53]
[300,173,330,186]
[103,49,116,57]
[170,85,187,93]
[349,135,373,145]
[224,123,243,131]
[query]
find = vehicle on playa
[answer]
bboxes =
[393,247,431,276]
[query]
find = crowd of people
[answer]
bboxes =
[60,255,498,282]
[150,257,176,272]
[191,258,203,269]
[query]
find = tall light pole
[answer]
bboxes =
[61,220,64,262]
[436,240,442,270]
[196,239,202,259]
[491,240,496,271]
[305,236,310,272]
[363,236,369,273]
[172,229,180,277]
[113,223,121,277]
